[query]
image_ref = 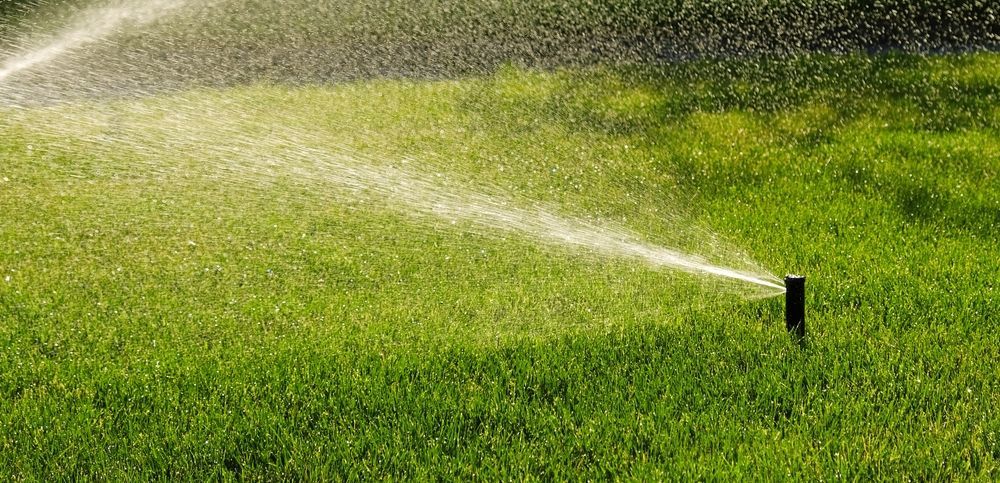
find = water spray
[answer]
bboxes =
[784,274,805,339]
[0,0,788,301]
[0,0,190,84]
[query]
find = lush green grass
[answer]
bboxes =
[1,52,998,479]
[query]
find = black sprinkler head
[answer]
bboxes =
[785,275,805,340]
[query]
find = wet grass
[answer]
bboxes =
[1,52,998,479]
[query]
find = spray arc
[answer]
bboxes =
[0,0,190,84]
[0,0,789,301]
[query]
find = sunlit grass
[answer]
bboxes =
[1,52,998,479]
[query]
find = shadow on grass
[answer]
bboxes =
[465,53,998,137]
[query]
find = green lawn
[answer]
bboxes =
[1,52,998,479]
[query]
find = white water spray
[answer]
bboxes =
[300,149,786,293]
[0,0,786,298]
[0,0,187,83]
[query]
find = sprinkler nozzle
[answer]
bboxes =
[785,275,805,340]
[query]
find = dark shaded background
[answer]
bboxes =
[1,0,998,99]
[2,0,996,57]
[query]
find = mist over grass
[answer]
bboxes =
[0,0,998,102]
[3,0,997,55]
[1,51,998,478]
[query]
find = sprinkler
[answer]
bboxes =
[785,275,805,340]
